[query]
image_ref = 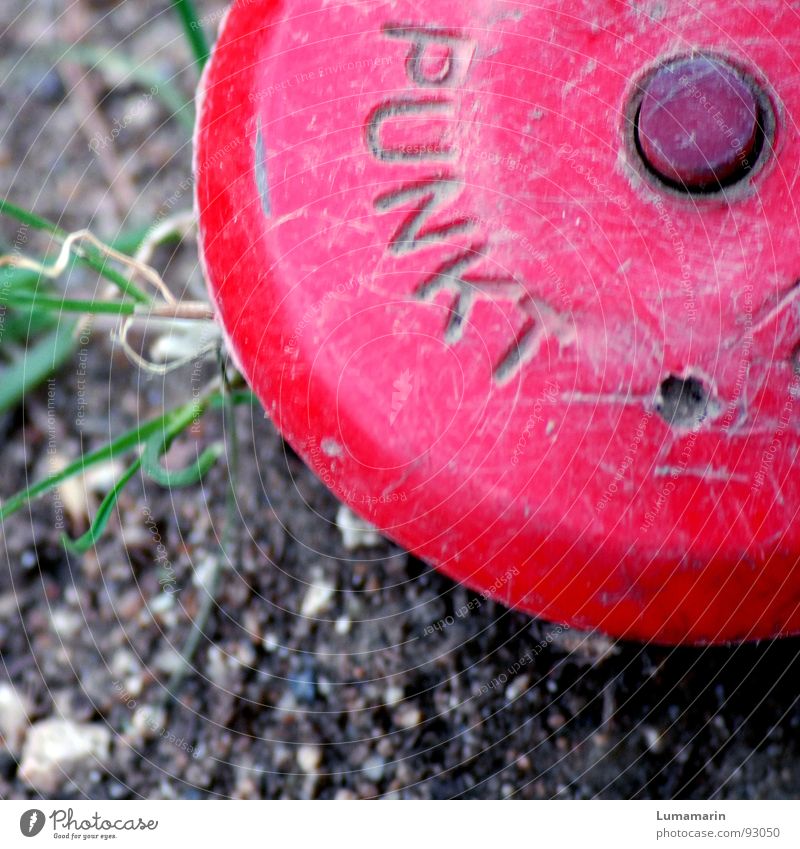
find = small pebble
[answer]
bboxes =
[50,608,83,640]
[642,725,664,753]
[19,719,111,794]
[297,744,322,774]
[336,505,383,550]
[124,675,144,700]
[110,649,141,682]
[206,645,233,687]
[335,788,357,800]
[132,705,167,741]
[25,65,65,104]
[153,647,185,677]
[84,461,125,494]
[363,754,385,782]
[551,628,619,664]
[290,665,318,704]
[233,641,256,669]
[394,705,422,729]
[505,673,530,702]
[301,576,335,618]
[0,683,32,755]
[116,589,143,620]
[192,556,217,591]
[149,593,175,616]
[384,685,404,707]
[0,594,18,618]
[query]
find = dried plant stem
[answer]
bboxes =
[0,228,177,304]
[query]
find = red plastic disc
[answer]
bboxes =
[196,0,800,644]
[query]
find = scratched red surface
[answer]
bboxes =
[196,0,800,643]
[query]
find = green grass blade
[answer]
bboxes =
[0,390,258,522]
[0,200,156,258]
[210,389,258,410]
[0,266,57,345]
[172,0,210,70]
[0,198,152,304]
[63,383,243,554]
[139,394,221,488]
[143,434,224,488]
[0,321,78,415]
[0,311,57,347]
[62,457,143,554]
[0,403,190,521]
[0,265,49,293]
[0,198,61,236]
[0,390,258,524]
[3,293,137,316]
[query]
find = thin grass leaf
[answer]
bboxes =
[1,311,57,347]
[0,390,257,522]
[0,265,50,293]
[0,198,151,303]
[0,266,57,345]
[0,320,78,415]
[141,395,230,488]
[111,224,159,256]
[0,198,60,236]
[62,457,143,554]
[172,0,210,69]
[0,403,190,521]
[0,201,152,258]
[3,293,138,316]
[143,433,224,487]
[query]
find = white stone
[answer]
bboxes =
[131,705,167,740]
[49,608,83,640]
[297,744,322,774]
[394,705,422,729]
[0,684,32,755]
[301,577,335,618]
[19,719,111,794]
[336,505,383,550]
[363,754,385,782]
[149,593,175,615]
[384,685,404,707]
[505,673,530,702]
[84,461,125,494]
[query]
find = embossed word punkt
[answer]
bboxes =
[198,0,800,645]
[365,24,573,382]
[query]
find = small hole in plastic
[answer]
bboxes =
[656,375,712,428]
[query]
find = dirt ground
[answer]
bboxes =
[1,0,799,800]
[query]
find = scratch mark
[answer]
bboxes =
[750,278,800,335]
[564,392,645,406]
[654,465,749,483]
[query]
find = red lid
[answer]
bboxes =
[196,0,800,644]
